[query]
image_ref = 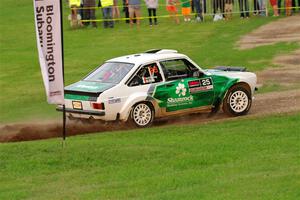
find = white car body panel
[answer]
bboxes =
[60,50,257,123]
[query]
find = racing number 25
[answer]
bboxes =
[200,78,212,86]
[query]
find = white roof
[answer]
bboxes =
[106,50,188,65]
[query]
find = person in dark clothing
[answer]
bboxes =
[83,0,97,27]
[292,0,300,12]
[213,0,225,18]
[253,0,259,15]
[203,0,207,13]
[193,0,203,21]
[277,0,282,14]
[99,0,114,28]
[144,0,158,26]
[238,0,250,18]
[191,0,194,13]
[79,1,84,20]
[123,0,129,23]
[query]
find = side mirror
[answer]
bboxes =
[193,70,204,78]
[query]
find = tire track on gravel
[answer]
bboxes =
[1,89,299,142]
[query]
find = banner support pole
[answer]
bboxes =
[60,0,66,141]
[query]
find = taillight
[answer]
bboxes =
[91,102,105,110]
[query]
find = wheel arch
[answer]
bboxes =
[118,95,156,121]
[222,81,253,116]
[221,81,252,101]
[127,100,156,127]
[131,100,155,112]
[234,82,251,94]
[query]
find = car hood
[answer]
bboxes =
[205,69,256,80]
[64,81,115,96]
[205,69,257,92]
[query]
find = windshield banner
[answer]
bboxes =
[33,0,64,104]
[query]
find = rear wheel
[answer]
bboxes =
[130,102,154,128]
[223,85,252,116]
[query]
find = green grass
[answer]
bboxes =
[257,81,300,94]
[1,2,299,199]
[0,1,299,123]
[0,113,299,199]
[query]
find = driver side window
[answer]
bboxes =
[160,59,198,81]
[128,63,162,87]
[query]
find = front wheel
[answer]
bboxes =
[130,102,154,128]
[223,85,252,116]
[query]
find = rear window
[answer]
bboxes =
[84,62,134,84]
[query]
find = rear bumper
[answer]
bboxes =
[56,106,105,116]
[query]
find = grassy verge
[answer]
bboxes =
[0,112,299,200]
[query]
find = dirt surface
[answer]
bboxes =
[1,17,300,143]
[238,15,300,49]
[1,89,299,143]
[257,49,300,87]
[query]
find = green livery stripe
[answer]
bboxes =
[152,74,239,112]
[65,94,90,101]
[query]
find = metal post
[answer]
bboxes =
[60,0,66,141]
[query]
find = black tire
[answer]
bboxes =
[129,102,154,128]
[222,84,252,116]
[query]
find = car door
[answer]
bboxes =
[127,62,163,96]
[153,58,215,112]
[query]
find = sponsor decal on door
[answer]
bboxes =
[188,78,213,93]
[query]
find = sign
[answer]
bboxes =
[33,0,64,104]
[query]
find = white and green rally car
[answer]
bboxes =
[57,49,257,127]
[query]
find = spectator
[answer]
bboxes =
[258,0,266,16]
[253,0,259,15]
[122,0,130,23]
[78,0,84,20]
[270,0,279,16]
[193,0,203,22]
[213,0,225,18]
[277,0,282,14]
[126,0,142,27]
[112,0,121,20]
[203,0,207,13]
[83,0,97,27]
[292,0,300,13]
[238,0,250,18]
[191,0,194,13]
[99,0,114,28]
[277,0,294,15]
[286,0,292,15]
[224,0,233,20]
[68,0,83,28]
[292,0,296,12]
[144,0,158,26]
[166,0,180,24]
[181,0,192,22]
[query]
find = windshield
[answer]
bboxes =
[84,62,134,84]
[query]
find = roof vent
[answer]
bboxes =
[144,49,162,53]
[145,49,178,54]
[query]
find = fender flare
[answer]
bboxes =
[118,93,155,121]
[220,81,252,103]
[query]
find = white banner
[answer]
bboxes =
[33,0,64,104]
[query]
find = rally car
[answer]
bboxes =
[57,49,257,127]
